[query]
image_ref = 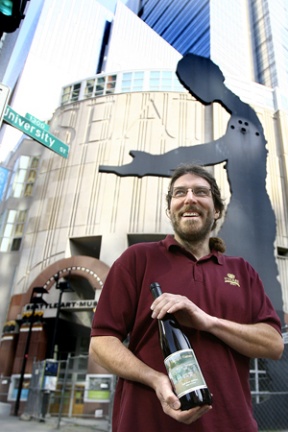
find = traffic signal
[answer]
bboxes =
[0,0,28,37]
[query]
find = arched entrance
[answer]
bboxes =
[1,256,110,376]
[0,256,110,415]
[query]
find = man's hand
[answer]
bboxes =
[151,292,213,331]
[153,372,212,424]
[150,293,284,360]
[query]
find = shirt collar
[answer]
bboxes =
[163,234,224,265]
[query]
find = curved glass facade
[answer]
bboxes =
[61,69,187,105]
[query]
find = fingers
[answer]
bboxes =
[150,292,211,331]
[151,293,188,319]
[181,405,212,424]
[155,372,212,425]
[164,402,212,425]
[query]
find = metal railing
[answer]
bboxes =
[24,354,114,431]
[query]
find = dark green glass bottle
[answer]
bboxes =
[150,282,213,410]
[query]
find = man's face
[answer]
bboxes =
[169,173,219,244]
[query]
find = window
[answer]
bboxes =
[9,156,39,198]
[277,247,288,257]
[95,76,105,96]
[84,79,95,98]
[71,83,81,101]
[121,71,144,92]
[94,75,116,96]
[61,86,72,104]
[133,72,144,91]
[162,71,173,90]
[150,71,160,90]
[61,70,187,105]
[61,83,81,104]
[149,70,185,92]
[121,72,132,92]
[0,209,27,252]
[106,75,116,94]
[11,238,22,251]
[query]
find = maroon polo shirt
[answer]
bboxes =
[91,235,281,432]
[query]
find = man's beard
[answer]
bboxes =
[170,211,214,243]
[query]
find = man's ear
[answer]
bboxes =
[166,208,171,218]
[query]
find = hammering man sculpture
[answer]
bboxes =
[99,53,283,320]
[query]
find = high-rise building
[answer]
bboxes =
[128,0,288,106]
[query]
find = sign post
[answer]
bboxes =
[0,83,11,128]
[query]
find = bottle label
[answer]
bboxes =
[164,348,206,399]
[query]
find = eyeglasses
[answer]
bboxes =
[170,186,211,199]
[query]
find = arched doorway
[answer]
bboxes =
[0,256,110,416]
[2,256,110,375]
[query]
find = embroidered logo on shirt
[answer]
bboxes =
[224,273,240,287]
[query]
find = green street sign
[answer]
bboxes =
[3,105,69,159]
[25,113,50,132]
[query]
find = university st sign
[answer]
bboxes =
[3,105,69,159]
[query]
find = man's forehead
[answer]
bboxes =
[173,173,209,187]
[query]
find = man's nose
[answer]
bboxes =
[184,189,197,202]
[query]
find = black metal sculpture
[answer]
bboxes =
[99,53,283,319]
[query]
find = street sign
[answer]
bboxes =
[0,83,11,128]
[3,105,69,159]
[25,113,50,132]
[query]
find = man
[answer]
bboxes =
[90,163,283,432]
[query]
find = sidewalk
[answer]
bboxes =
[0,414,110,431]
[2,414,288,432]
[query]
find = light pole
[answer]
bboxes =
[14,287,48,416]
[49,273,73,360]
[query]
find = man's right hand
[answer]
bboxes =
[153,373,212,424]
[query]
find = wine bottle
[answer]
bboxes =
[150,282,213,410]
